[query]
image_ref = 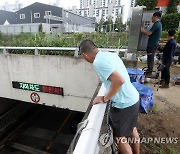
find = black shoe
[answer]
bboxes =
[145,73,152,78]
[159,80,165,85]
[160,84,170,88]
[144,71,152,78]
[144,71,152,75]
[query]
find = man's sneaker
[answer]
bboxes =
[145,73,152,78]
[159,80,165,85]
[160,84,170,88]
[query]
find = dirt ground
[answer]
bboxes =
[138,64,180,154]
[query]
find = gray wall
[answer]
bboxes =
[0,54,99,112]
[0,23,50,34]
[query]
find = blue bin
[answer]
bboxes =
[132,82,154,113]
[127,68,145,83]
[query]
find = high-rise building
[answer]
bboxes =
[0,1,23,12]
[77,0,127,23]
[131,0,136,7]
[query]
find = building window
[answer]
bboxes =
[96,9,99,17]
[79,11,81,15]
[131,0,135,7]
[87,0,89,7]
[121,7,123,14]
[20,14,25,19]
[116,9,119,15]
[45,11,51,16]
[66,12,69,18]
[80,0,83,9]
[102,9,105,16]
[103,0,105,7]
[84,10,87,17]
[34,13,40,18]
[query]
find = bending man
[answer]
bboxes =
[79,40,140,154]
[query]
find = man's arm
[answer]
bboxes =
[93,71,124,104]
[141,27,152,36]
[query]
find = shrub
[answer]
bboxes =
[176,31,180,43]
[0,32,129,48]
[135,0,158,10]
[161,13,180,31]
[166,0,179,14]
[161,31,168,38]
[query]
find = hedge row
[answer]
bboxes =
[0,32,128,49]
[0,31,179,56]
[161,13,180,31]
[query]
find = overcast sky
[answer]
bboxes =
[0,0,80,9]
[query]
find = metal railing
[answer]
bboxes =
[0,46,126,57]
[73,84,107,154]
[0,46,79,56]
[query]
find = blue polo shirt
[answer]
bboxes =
[93,51,139,109]
[148,20,162,47]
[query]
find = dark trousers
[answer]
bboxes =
[146,46,158,74]
[161,61,172,85]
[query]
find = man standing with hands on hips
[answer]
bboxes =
[141,11,162,76]
[79,40,140,154]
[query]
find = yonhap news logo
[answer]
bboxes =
[116,137,179,144]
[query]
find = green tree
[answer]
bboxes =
[136,0,158,10]
[167,0,179,14]
[98,17,105,32]
[161,13,180,30]
[95,22,99,32]
[103,16,113,32]
[114,16,125,32]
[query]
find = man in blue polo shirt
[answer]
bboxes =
[79,40,140,154]
[141,12,162,76]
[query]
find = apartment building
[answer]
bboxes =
[0,1,23,12]
[77,0,131,23]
